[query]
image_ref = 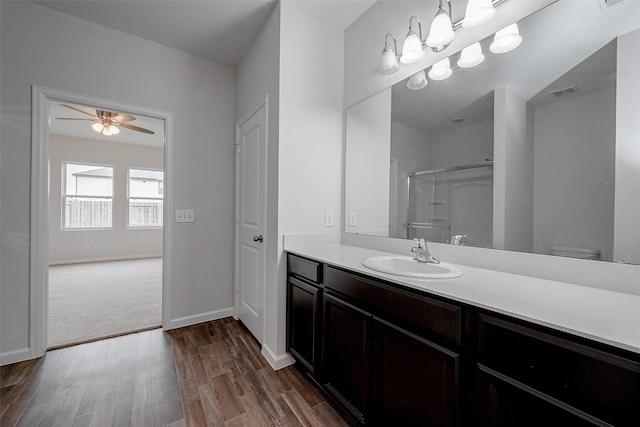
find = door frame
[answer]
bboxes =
[30,85,173,359]
[234,95,268,344]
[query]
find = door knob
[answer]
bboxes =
[253,234,263,243]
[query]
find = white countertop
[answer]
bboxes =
[286,244,640,355]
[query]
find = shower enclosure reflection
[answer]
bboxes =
[405,163,493,248]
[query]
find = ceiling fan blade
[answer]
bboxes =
[55,117,99,121]
[116,122,155,135]
[111,114,136,123]
[61,104,98,118]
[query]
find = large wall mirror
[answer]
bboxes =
[344,0,640,265]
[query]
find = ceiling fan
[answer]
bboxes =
[56,104,155,136]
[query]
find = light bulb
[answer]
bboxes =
[426,10,455,49]
[92,123,104,133]
[400,31,425,64]
[109,125,120,135]
[407,70,428,90]
[490,23,522,54]
[379,46,399,74]
[457,42,485,68]
[462,0,497,29]
[428,58,453,80]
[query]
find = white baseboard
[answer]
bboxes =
[164,307,235,331]
[0,347,33,367]
[49,253,163,266]
[261,344,295,370]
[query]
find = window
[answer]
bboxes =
[128,168,164,228]
[63,163,113,229]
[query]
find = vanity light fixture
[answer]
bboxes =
[379,33,400,74]
[428,57,453,80]
[426,0,455,52]
[407,70,429,90]
[462,0,498,28]
[400,16,426,64]
[489,23,522,53]
[92,122,120,136]
[457,42,485,68]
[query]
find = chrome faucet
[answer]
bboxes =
[411,238,439,264]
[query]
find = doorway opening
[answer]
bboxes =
[31,87,173,355]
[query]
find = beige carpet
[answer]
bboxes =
[48,258,162,348]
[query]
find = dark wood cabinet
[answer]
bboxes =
[477,365,604,427]
[286,253,640,427]
[372,318,459,427]
[474,313,640,427]
[287,277,321,373]
[286,254,323,375]
[322,292,372,424]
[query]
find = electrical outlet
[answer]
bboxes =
[176,209,195,223]
[325,211,334,227]
[349,211,357,227]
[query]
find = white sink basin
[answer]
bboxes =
[362,255,463,279]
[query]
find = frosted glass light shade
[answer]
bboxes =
[401,32,425,64]
[490,23,522,54]
[457,42,485,68]
[407,70,428,90]
[379,47,399,74]
[92,122,119,136]
[462,0,497,28]
[426,11,455,48]
[428,58,453,80]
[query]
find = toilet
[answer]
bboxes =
[551,246,600,260]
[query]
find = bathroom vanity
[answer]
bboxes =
[286,246,640,427]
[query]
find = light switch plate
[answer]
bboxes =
[176,209,195,223]
[325,211,334,227]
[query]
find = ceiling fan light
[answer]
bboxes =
[490,23,522,54]
[462,0,497,29]
[407,70,428,90]
[426,9,455,49]
[457,42,485,68]
[428,57,453,80]
[108,125,120,135]
[92,123,104,133]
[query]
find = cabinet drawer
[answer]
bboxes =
[325,266,461,345]
[288,254,322,284]
[477,314,640,427]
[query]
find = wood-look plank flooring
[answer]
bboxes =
[0,317,352,426]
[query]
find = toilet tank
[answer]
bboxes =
[551,246,600,260]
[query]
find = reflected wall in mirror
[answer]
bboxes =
[344,0,640,265]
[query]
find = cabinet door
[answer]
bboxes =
[372,318,459,427]
[287,277,321,374]
[322,292,371,424]
[477,365,608,427]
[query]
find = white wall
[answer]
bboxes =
[430,120,494,169]
[533,89,615,260]
[391,120,431,174]
[494,87,533,252]
[345,88,391,235]
[615,27,640,265]
[276,1,344,363]
[0,1,236,363]
[49,134,163,264]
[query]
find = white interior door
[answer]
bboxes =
[235,99,267,343]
